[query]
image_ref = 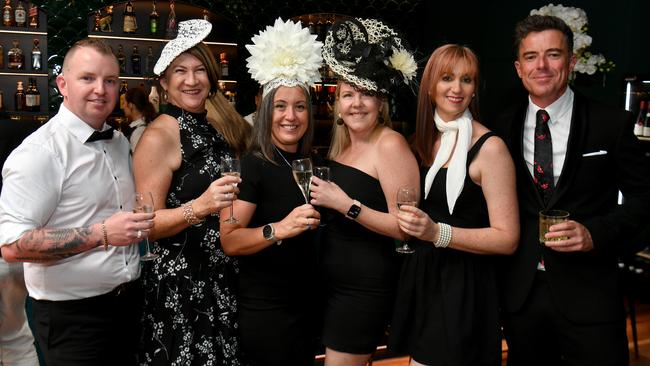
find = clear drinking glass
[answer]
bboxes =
[221,157,241,224]
[396,186,418,254]
[291,158,313,203]
[538,209,570,244]
[134,191,158,261]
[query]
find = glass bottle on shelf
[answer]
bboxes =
[0,90,4,110]
[149,0,159,35]
[15,81,25,111]
[219,53,229,78]
[14,0,25,27]
[93,10,101,32]
[100,6,114,32]
[31,39,41,70]
[25,78,38,111]
[119,81,128,111]
[0,43,4,69]
[3,0,12,27]
[145,45,154,74]
[116,44,126,73]
[123,0,137,33]
[202,9,209,21]
[148,82,159,112]
[8,40,24,70]
[635,100,646,136]
[166,0,177,38]
[28,3,38,28]
[131,45,141,75]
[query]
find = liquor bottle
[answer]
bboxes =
[15,81,25,111]
[3,0,12,27]
[149,0,159,35]
[31,38,41,70]
[219,53,229,78]
[0,90,4,110]
[145,45,154,74]
[123,0,137,34]
[202,9,209,21]
[25,78,39,112]
[634,100,646,136]
[28,3,37,28]
[119,81,128,111]
[8,40,24,70]
[92,10,101,32]
[166,0,177,38]
[14,0,25,27]
[644,106,650,137]
[0,43,4,68]
[116,44,126,73]
[148,83,159,112]
[131,45,141,75]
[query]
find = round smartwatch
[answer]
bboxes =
[263,223,282,245]
[346,199,361,219]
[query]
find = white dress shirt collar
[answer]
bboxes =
[57,104,112,143]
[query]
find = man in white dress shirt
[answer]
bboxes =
[0,38,154,366]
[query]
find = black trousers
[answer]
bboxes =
[502,271,629,366]
[31,279,143,366]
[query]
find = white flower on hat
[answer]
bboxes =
[389,48,417,83]
[246,18,323,96]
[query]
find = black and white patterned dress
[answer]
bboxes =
[140,104,242,366]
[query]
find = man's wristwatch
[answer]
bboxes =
[263,223,282,245]
[346,199,361,219]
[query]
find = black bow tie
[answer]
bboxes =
[86,128,115,142]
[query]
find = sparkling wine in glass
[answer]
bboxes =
[221,156,241,224]
[291,158,312,203]
[396,186,418,254]
[134,191,158,261]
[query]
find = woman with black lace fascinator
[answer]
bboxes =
[133,19,250,365]
[309,18,419,366]
[220,18,323,366]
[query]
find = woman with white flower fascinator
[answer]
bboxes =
[133,19,250,366]
[219,18,323,366]
[388,44,519,366]
[308,17,419,366]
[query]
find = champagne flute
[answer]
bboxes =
[292,158,312,203]
[134,192,158,261]
[396,186,418,254]
[313,166,330,227]
[220,156,241,224]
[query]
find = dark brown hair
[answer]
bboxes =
[514,15,574,59]
[125,87,157,123]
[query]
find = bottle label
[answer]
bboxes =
[150,19,157,34]
[124,17,136,33]
[3,10,11,24]
[15,9,25,24]
[221,64,229,77]
[32,54,41,70]
[26,94,36,107]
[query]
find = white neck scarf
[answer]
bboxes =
[423,109,473,214]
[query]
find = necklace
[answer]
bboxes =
[273,145,292,169]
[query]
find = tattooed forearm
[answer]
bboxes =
[8,226,101,262]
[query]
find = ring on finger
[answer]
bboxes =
[137,230,142,239]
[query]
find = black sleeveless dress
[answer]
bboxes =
[389,132,501,366]
[320,161,400,354]
[140,104,242,365]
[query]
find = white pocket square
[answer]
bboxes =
[582,150,607,157]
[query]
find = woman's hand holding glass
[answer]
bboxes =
[309,177,351,214]
[192,175,241,222]
[274,204,321,239]
[396,205,439,245]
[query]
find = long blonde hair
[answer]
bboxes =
[327,81,392,159]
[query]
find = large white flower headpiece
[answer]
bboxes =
[531,4,614,75]
[246,18,323,96]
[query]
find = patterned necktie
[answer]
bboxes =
[534,109,554,204]
[86,127,115,142]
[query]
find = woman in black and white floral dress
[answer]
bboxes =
[133,20,250,366]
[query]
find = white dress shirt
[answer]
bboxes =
[523,88,574,186]
[0,104,140,301]
[128,117,147,152]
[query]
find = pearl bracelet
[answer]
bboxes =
[182,200,205,226]
[434,222,452,248]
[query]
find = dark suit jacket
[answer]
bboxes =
[494,91,650,324]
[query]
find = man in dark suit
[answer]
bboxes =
[495,15,650,365]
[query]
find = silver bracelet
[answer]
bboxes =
[434,222,452,248]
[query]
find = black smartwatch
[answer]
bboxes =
[346,200,361,219]
[263,223,282,245]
